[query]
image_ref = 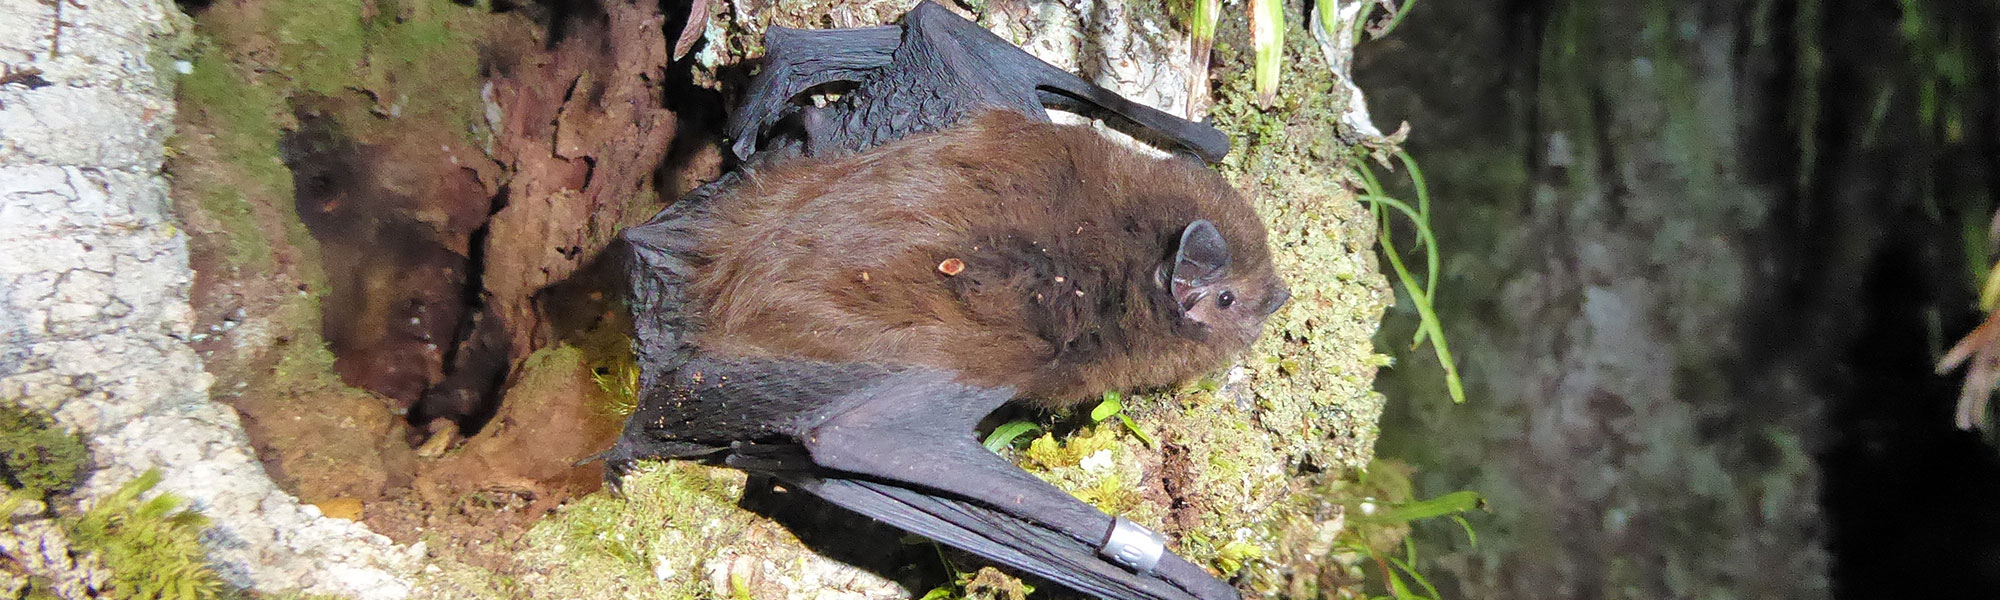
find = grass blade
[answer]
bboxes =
[1250,0,1285,106]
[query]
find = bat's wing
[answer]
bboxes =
[605,357,1238,600]
[616,172,744,397]
[777,475,1231,600]
[728,1,1230,163]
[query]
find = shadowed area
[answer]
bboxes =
[1356,0,2000,597]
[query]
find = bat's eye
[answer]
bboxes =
[1217,291,1236,308]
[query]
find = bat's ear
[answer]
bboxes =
[1170,220,1231,311]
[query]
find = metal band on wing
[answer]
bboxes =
[1099,517,1168,574]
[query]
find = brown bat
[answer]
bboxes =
[607,4,1285,600]
[689,110,1287,405]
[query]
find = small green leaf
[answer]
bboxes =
[1449,514,1479,547]
[1117,414,1159,448]
[1090,391,1124,423]
[1367,490,1484,523]
[918,585,958,600]
[731,571,754,600]
[1385,549,1440,600]
[982,421,1041,453]
[1214,540,1264,576]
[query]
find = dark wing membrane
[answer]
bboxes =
[607,356,1238,600]
[726,24,904,161]
[781,475,1233,600]
[726,1,1229,163]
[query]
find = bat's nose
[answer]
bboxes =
[1262,286,1291,315]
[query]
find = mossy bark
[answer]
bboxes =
[171,0,692,511]
[1346,0,1934,596]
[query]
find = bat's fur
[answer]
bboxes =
[687,111,1287,406]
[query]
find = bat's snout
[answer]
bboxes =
[1262,286,1291,316]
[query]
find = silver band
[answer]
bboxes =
[1099,517,1166,574]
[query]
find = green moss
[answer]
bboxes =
[65,471,223,600]
[510,462,757,600]
[920,566,1035,600]
[510,344,613,418]
[191,189,273,272]
[174,40,291,274]
[264,0,489,136]
[566,310,643,419]
[178,44,285,171]
[1118,0,1396,587]
[173,0,492,275]
[1006,426,1156,519]
[1019,427,1118,471]
[267,0,369,98]
[0,403,90,500]
[169,0,494,453]
[1213,539,1263,578]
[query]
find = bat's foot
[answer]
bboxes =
[600,457,637,497]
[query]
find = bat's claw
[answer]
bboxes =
[600,458,636,497]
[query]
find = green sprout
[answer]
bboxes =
[1355,151,1465,404]
[981,421,1042,453]
[1342,490,1482,600]
[981,391,1158,452]
[1338,465,1483,600]
[1190,0,1222,60]
[1090,391,1159,448]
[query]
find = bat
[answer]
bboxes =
[606,4,1285,600]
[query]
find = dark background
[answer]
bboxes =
[1355,0,2000,597]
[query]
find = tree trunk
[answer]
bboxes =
[3,0,1397,597]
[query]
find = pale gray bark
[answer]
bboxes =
[0,1,419,598]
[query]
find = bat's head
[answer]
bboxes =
[1158,219,1290,347]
